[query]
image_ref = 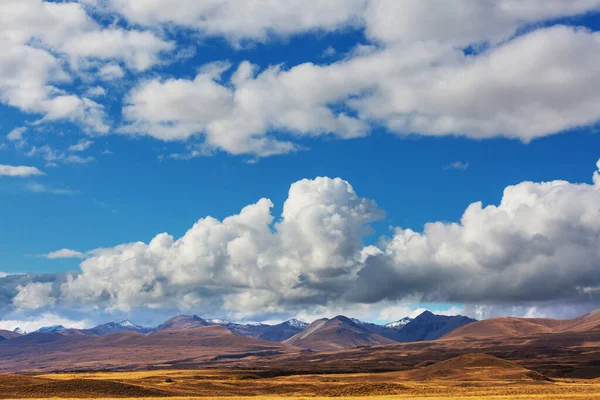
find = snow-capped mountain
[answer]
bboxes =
[84,320,152,335]
[385,317,413,328]
[206,319,231,325]
[34,325,66,333]
[13,327,25,335]
[284,318,309,328]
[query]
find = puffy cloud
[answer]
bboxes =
[10,161,600,320]
[0,0,172,133]
[61,29,174,71]
[106,0,600,47]
[42,249,85,260]
[15,177,382,314]
[13,282,55,309]
[106,0,367,46]
[121,25,600,155]
[0,165,44,177]
[352,160,600,306]
[363,0,600,46]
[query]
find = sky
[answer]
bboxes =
[1,0,600,331]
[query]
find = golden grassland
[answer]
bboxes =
[0,368,596,399]
[1,354,599,399]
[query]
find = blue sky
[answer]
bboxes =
[1,1,600,329]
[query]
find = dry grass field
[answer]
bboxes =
[1,354,600,399]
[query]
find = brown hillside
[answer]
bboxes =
[406,353,551,382]
[0,329,21,340]
[441,318,558,340]
[0,325,298,373]
[0,378,175,398]
[442,309,600,341]
[284,316,395,351]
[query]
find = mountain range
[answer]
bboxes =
[1,309,600,375]
[8,311,472,347]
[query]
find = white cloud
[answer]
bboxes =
[353,159,600,306]
[68,139,94,152]
[106,0,367,46]
[13,282,55,309]
[42,249,85,260]
[0,0,173,134]
[11,160,600,319]
[7,127,26,142]
[85,86,107,98]
[0,313,89,332]
[321,46,337,58]
[363,0,600,46]
[26,183,77,195]
[444,161,469,171]
[97,63,125,81]
[28,144,95,166]
[0,165,44,177]
[61,29,174,71]
[106,1,600,48]
[121,26,600,155]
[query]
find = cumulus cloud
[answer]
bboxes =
[42,249,85,260]
[13,282,56,309]
[121,25,600,155]
[0,165,44,177]
[106,0,600,47]
[0,0,172,133]
[352,161,600,307]
[1,1,599,156]
[106,0,367,46]
[9,161,600,320]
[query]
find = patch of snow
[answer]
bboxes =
[34,325,66,333]
[207,319,231,325]
[385,317,413,328]
[285,318,308,328]
[299,320,327,340]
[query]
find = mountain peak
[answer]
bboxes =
[284,318,308,328]
[331,315,356,325]
[13,327,25,335]
[155,314,209,331]
[34,325,66,333]
[415,310,435,319]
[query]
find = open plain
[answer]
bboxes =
[1,354,600,399]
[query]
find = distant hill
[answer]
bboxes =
[154,315,210,331]
[34,325,67,333]
[383,311,476,342]
[84,320,152,335]
[0,329,21,341]
[0,324,299,373]
[406,353,551,382]
[443,309,600,341]
[284,316,396,351]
